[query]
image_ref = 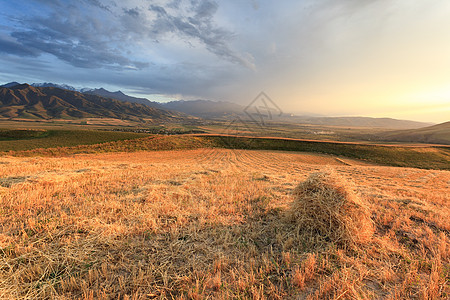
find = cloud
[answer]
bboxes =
[83,0,114,12]
[194,0,219,19]
[124,8,140,17]
[147,0,255,69]
[0,34,40,57]
[1,1,148,69]
[12,31,148,69]
[0,0,253,70]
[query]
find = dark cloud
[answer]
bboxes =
[0,0,252,70]
[148,0,254,69]
[83,0,113,12]
[167,0,182,9]
[194,0,219,19]
[124,8,140,17]
[0,35,40,57]
[2,1,148,69]
[11,30,147,69]
[149,5,169,17]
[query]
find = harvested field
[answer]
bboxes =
[0,149,449,299]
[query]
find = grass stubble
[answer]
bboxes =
[0,148,448,299]
[2,133,450,170]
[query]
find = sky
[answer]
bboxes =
[0,0,450,123]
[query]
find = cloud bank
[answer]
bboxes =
[0,0,253,69]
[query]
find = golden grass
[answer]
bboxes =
[289,170,374,248]
[0,149,449,299]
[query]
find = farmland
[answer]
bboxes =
[0,129,150,152]
[0,148,448,299]
[2,131,449,170]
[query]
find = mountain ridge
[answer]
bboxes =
[1,82,164,108]
[0,82,435,130]
[162,99,244,118]
[84,88,164,108]
[0,84,185,122]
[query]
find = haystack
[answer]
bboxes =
[289,170,374,248]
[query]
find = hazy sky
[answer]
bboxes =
[1,0,449,123]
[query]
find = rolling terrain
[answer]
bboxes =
[0,84,185,122]
[162,99,430,129]
[84,88,164,109]
[379,121,450,145]
[0,148,448,299]
[1,132,449,170]
[0,129,150,152]
[289,116,431,129]
[0,82,433,139]
[162,99,244,118]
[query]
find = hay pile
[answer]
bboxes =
[289,170,374,248]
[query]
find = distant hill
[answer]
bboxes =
[161,100,430,129]
[85,88,164,109]
[162,100,245,118]
[378,121,450,145]
[0,82,21,88]
[289,116,431,129]
[0,84,185,122]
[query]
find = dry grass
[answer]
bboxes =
[289,170,374,248]
[0,149,449,299]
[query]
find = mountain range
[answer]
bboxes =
[0,81,439,131]
[162,99,244,118]
[0,84,184,121]
[84,88,165,109]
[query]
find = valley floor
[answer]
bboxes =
[0,149,449,299]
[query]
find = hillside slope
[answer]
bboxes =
[162,100,431,129]
[162,99,244,118]
[84,88,164,109]
[380,121,450,145]
[291,116,431,129]
[0,84,184,121]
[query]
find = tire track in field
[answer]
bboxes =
[225,150,293,174]
[190,148,216,166]
[202,149,234,171]
[196,148,228,168]
[181,149,355,177]
[257,151,293,172]
[241,150,288,173]
[238,150,275,173]
[254,151,308,173]
[222,150,267,173]
[233,150,258,172]
[228,150,244,173]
